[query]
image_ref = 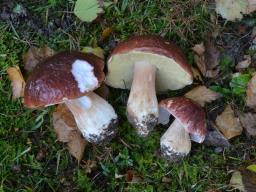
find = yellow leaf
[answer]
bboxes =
[7,66,26,100]
[247,164,256,173]
[82,46,104,59]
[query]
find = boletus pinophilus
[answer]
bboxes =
[159,97,207,162]
[106,35,193,136]
[24,51,118,144]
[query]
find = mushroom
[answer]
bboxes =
[106,35,193,136]
[159,97,207,161]
[24,51,118,144]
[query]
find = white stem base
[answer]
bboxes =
[127,61,158,136]
[160,119,191,162]
[65,92,118,144]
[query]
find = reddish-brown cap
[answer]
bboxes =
[159,97,207,138]
[109,35,192,76]
[24,51,104,108]
[106,35,193,91]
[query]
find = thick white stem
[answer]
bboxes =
[127,61,158,136]
[160,119,191,162]
[65,92,118,144]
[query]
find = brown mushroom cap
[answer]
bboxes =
[106,35,193,91]
[24,51,104,108]
[159,97,207,137]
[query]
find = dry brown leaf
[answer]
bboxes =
[193,49,207,75]
[246,73,256,109]
[236,55,251,70]
[216,105,243,139]
[23,46,55,72]
[216,0,256,21]
[185,86,221,107]
[82,160,97,174]
[67,132,86,162]
[239,112,256,137]
[53,104,77,142]
[192,42,205,55]
[53,104,87,161]
[191,67,203,81]
[6,66,26,100]
[192,39,220,78]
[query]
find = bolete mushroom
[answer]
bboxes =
[24,51,118,144]
[106,35,193,136]
[159,97,207,161]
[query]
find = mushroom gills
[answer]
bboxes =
[65,92,118,144]
[127,61,158,137]
[106,51,192,91]
[160,119,191,162]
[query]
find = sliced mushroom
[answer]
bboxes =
[24,51,118,144]
[106,35,193,136]
[159,97,207,161]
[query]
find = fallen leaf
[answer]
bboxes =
[204,39,220,71]
[247,165,256,173]
[67,132,86,162]
[230,169,256,191]
[6,66,26,100]
[23,46,55,72]
[53,104,77,142]
[215,105,243,139]
[216,0,256,21]
[192,42,205,55]
[82,46,105,59]
[239,112,256,137]
[185,86,221,107]
[191,67,203,81]
[246,73,256,109]
[215,0,247,21]
[192,38,220,78]
[74,0,103,22]
[236,55,251,70]
[230,171,245,191]
[102,27,113,40]
[204,122,231,147]
[53,104,87,161]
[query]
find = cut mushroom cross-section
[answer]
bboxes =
[106,35,193,136]
[24,51,118,144]
[159,97,207,161]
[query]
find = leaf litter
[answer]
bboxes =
[53,104,87,162]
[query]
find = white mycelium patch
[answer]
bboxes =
[71,60,98,93]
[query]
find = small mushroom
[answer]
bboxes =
[106,35,193,136]
[24,51,118,144]
[159,97,207,161]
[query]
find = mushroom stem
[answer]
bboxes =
[127,61,158,136]
[160,119,191,162]
[65,92,118,144]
